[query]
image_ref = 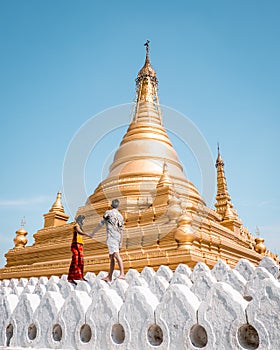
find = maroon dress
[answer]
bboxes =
[67,225,84,280]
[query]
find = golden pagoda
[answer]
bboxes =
[0,42,277,279]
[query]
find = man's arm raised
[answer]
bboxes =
[89,219,105,238]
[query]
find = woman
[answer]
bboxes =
[67,214,91,285]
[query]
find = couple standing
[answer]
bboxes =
[67,199,125,284]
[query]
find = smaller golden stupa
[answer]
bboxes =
[13,217,28,249]
[0,42,278,280]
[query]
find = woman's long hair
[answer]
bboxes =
[75,215,85,229]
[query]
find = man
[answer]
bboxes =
[91,199,125,282]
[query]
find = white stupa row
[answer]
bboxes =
[0,256,279,350]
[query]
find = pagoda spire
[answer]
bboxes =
[44,191,69,227]
[49,190,65,213]
[214,145,238,220]
[135,40,159,106]
[157,161,173,189]
[87,41,204,214]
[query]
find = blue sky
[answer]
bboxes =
[0,0,279,267]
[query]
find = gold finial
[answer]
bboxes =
[142,40,151,68]
[144,39,150,56]
[14,217,28,249]
[254,227,266,254]
[136,40,158,104]
[216,142,224,167]
[49,190,65,213]
[137,40,156,79]
[21,216,26,228]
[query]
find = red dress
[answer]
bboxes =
[67,225,84,281]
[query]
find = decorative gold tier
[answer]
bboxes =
[0,211,272,280]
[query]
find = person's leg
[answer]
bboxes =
[102,254,115,282]
[77,244,84,280]
[108,253,115,280]
[68,244,79,284]
[115,252,125,279]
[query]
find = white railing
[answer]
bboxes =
[0,256,279,350]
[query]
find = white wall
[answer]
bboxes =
[0,256,279,350]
